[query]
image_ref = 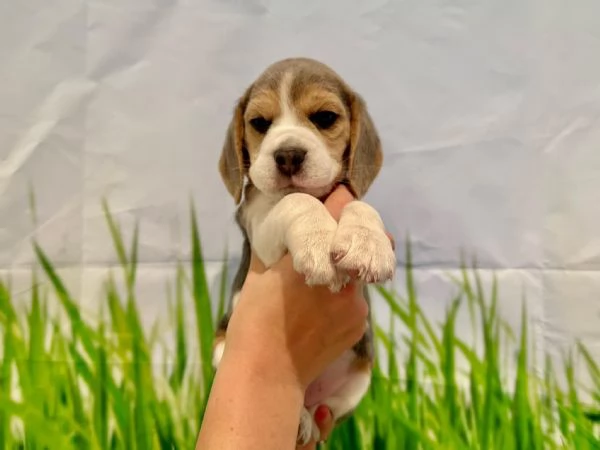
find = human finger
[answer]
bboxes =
[295,405,334,450]
[323,184,355,222]
[314,405,334,446]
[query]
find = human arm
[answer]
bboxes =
[195,186,365,450]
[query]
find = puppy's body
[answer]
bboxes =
[213,58,395,445]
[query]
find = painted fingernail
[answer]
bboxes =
[314,405,330,423]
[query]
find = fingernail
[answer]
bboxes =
[314,405,330,423]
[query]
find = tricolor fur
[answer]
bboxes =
[212,57,396,445]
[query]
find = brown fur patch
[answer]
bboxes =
[292,86,351,162]
[351,354,373,372]
[244,89,281,156]
[212,333,225,348]
[346,93,383,197]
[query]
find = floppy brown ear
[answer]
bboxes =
[218,93,249,204]
[346,91,383,199]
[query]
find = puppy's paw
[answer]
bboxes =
[331,201,396,284]
[331,227,395,283]
[291,230,347,291]
[297,407,320,446]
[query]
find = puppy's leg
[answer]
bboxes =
[302,330,373,446]
[211,293,239,369]
[250,192,347,290]
[212,337,226,369]
[297,406,320,446]
[308,367,371,438]
[330,200,396,284]
[300,367,371,445]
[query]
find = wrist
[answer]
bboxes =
[220,339,306,395]
[199,338,307,450]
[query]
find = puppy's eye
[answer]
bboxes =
[309,110,338,130]
[249,117,272,134]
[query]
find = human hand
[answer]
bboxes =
[220,184,394,449]
[224,184,369,390]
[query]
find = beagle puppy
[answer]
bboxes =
[212,57,396,446]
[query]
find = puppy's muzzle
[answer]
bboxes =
[274,146,307,177]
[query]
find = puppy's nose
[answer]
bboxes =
[273,147,307,176]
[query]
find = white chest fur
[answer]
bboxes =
[242,193,285,267]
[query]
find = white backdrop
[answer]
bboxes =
[1,0,599,387]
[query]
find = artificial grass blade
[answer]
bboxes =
[189,200,216,404]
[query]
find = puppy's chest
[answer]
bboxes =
[241,194,287,266]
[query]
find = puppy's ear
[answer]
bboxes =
[219,90,250,204]
[345,90,383,199]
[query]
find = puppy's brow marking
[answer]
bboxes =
[278,71,297,127]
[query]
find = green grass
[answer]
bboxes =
[0,203,598,449]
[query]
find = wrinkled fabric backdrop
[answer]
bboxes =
[1,0,599,394]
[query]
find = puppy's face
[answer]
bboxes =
[244,69,351,198]
[219,58,382,203]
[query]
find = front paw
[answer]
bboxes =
[291,230,348,291]
[297,407,320,446]
[330,202,396,284]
